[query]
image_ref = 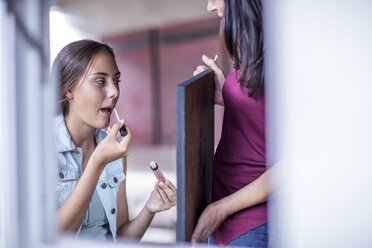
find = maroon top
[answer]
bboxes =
[211,70,267,245]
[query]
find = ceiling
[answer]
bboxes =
[51,0,215,38]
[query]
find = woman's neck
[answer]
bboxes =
[64,113,96,150]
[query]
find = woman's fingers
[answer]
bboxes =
[193,65,208,76]
[202,54,221,72]
[191,221,203,243]
[191,208,214,243]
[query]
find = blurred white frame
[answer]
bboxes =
[0,0,56,247]
[265,1,372,247]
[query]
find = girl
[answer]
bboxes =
[52,39,177,241]
[191,0,272,247]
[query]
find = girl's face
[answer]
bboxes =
[207,0,225,18]
[66,51,121,129]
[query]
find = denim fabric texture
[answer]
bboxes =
[208,223,269,248]
[54,115,125,241]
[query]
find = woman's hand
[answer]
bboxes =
[145,180,177,213]
[92,120,132,166]
[193,54,226,105]
[191,199,229,244]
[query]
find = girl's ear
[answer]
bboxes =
[66,90,73,100]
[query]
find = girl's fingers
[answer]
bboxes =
[154,187,165,205]
[119,126,131,144]
[159,181,176,204]
[157,183,172,204]
[118,126,131,156]
[165,180,177,193]
[108,120,124,138]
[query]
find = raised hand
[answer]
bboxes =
[193,54,226,105]
[93,120,131,166]
[145,180,177,213]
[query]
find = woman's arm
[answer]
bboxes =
[58,121,131,232]
[117,158,177,239]
[57,155,105,232]
[116,170,155,239]
[116,157,154,239]
[191,166,275,243]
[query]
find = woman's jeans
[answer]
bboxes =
[208,223,269,247]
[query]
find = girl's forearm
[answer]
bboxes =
[219,167,273,216]
[215,90,224,106]
[57,159,104,232]
[117,206,155,239]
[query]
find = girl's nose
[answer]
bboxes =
[107,81,119,99]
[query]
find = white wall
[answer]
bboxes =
[266,1,372,247]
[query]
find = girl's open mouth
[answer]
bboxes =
[100,107,113,115]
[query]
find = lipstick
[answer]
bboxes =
[113,108,128,137]
[149,161,166,182]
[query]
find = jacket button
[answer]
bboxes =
[111,208,116,214]
[101,183,107,189]
[59,172,64,179]
[113,177,118,183]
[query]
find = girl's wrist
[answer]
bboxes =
[215,91,224,106]
[89,151,107,170]
[144,202,157,215]
[213,197,232,218]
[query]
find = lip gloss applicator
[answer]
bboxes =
[113,108,128,137]
[149,161,166,182]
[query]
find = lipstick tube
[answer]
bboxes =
[113,108,128,137]
[149,161,166,182]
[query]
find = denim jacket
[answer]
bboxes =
[54,115,125,241]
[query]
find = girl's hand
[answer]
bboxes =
[145,180,177,213]
[191,200,229,244]
[92,120,131,166]
[193,54,226,105]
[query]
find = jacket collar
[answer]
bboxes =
[54,114,107,153]
[55,115,76,153]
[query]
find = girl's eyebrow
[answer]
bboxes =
[92,72,121,76]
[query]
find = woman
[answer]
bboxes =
[52,39,177,241]
[191,0,272,247]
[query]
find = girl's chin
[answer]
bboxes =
[95,119,111,130]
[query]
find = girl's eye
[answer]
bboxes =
[95,79,105,85]
[114,79,121,85]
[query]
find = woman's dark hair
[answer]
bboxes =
[224,0,264,97]
[51,39,115,116]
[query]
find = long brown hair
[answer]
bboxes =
[51,39,115,116]
[224,0,264,97]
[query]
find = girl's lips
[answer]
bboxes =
[100,108,113,115]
